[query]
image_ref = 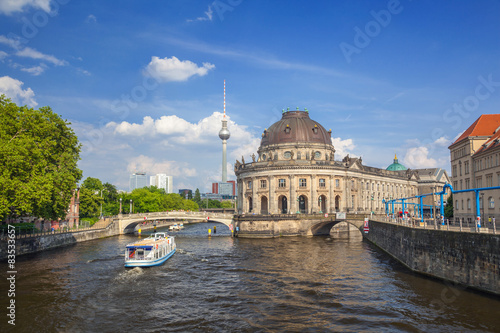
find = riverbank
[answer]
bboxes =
[0,221,120,260]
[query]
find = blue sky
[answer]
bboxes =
[1,0,499,192]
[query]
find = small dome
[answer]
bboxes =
[386,154,407,171]
[260,110,332,147]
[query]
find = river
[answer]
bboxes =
[1,222,499,332]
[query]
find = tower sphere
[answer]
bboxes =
[219,127,230,140]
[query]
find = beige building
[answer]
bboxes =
[449,114,500,223]
[235,110,449,216]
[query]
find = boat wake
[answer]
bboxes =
[87,255,123,263]
[115,267,144,281]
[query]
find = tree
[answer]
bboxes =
[79,187,102,218]
[193,188,201,205]
[444,193,453,219]
[0,96,82,221]
[82,177,103,191]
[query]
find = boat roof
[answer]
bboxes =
[126,233,174,248]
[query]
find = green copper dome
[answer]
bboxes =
[386,154,407,171]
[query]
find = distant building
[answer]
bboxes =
[129,172,147,191]
[179,189,192,199]
[65,187,80,228]
[149,176,155,187]
[449,114,500,223]
[212,180,236,197]
[154,174,173,193]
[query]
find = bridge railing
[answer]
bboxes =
[116,211,233,220]
[373,215,498,234]
[1,218,117,240]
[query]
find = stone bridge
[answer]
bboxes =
[116,211,234,234]
[233,213,369,238]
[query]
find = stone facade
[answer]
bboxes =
[235,110,449,217]
[449,114,500,224]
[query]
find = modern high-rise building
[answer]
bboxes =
[149,176,156,187]
[129,172,147,191]
[155,174,173,193]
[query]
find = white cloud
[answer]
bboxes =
[433,136,449,147]
[0,76,37,106]
[0,0,52,15]
[186,6,213,22]
[331,137,355,159]
[85,14,97,23]
[16,47,67,66]
[403,147,437,168]
[144,56,215,82]
[108,112,252,145]
[127,155,197,178]
[0,35,21,49]
[0,51,7,60]
[20,63,47,76]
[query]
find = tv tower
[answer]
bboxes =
[218,80,230,182]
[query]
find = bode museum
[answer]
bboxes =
[233,109,449,235]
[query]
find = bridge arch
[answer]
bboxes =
[307,219,364,237]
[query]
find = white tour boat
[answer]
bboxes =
[124,232,176,267]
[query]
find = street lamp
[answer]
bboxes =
[296,196,300,214]
[119,197,122,215]
[130,199,132,214]
[319,196,323,214]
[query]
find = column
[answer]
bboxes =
[329,175,333,214]
[290,175,296,214]
[268,175,275,214]
[310,175,316,214]
[252,177,257,214]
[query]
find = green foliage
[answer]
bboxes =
[193,188,201,205]
[221,200,234,209]
[444,193,453,218]
[82,177,103,191]
[0,96,82,221]
[79,186,103,218]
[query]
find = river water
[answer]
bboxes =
[1,222,499,332]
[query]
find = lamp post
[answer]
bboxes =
[297,196,300,214]
[130,199,132,214]
[319,196,323,214]
[119,197,122,215]
[99,189,103,218]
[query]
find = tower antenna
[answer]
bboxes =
[223,79,226,117]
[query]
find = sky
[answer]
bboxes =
[1,0,500,192]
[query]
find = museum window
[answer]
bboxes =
[465,161,469,174]
[467,199,471,210]
[335,179,340,188]
[351,180,354,188]
[465,178,470,189]
[489,197,495,209]
[455,200,458,210]
[278,179,286,188]
[260,180,267,189]
[461,200,464,210]
[476,177,482,188]
[248,181,252,189]
[297,151,301,160]
[319,178,326,188]
[299,178,307,188]
[372,183,374,190]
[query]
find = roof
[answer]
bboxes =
[260,110,332,147]
[451,114,500,146]
[474,130,500,155]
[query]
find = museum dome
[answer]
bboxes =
[386,154,407,171]
[260,110,332,147]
